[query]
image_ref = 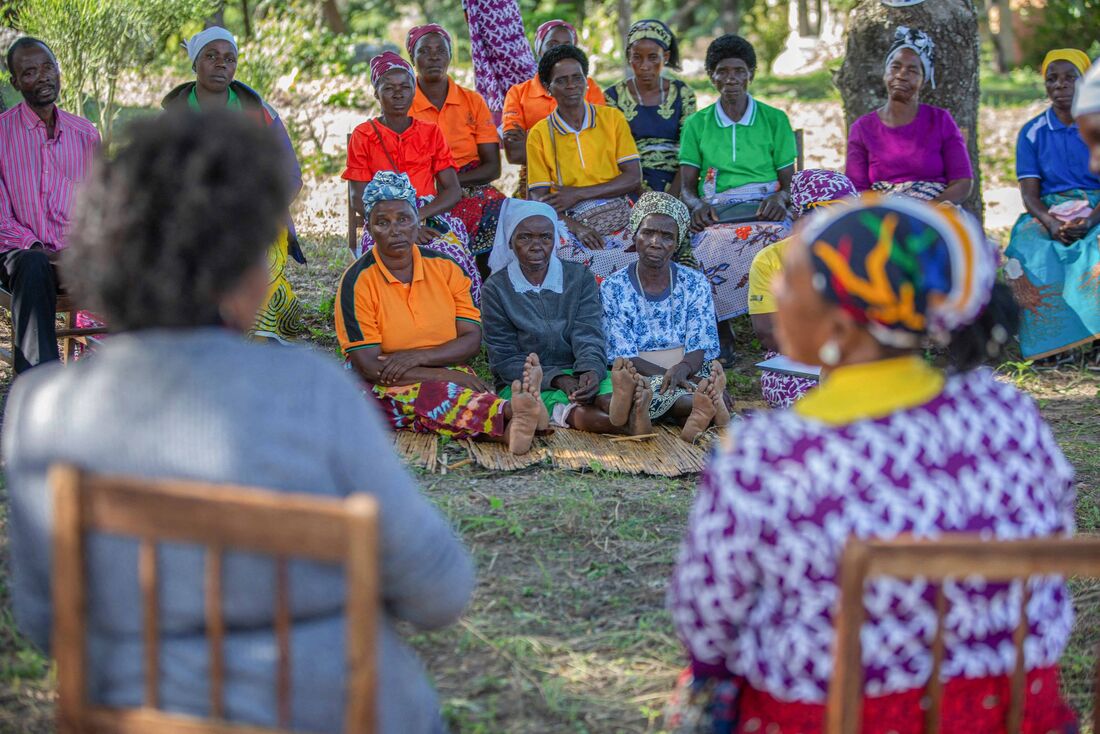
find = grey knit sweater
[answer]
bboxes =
[480,261,608,391]
[3,328,473,733]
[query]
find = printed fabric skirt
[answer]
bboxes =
[1005,189,1100,359]
[355,364,507,440]
[557,196,639,281]
[644,360,713,421]
[871,179,947,201]
[759,350,816,409]
[359,205,483,306]
[664,666,1078,734]
[253,229,305,342]
[451,162,506,256]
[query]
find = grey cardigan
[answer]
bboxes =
[3,329,473,734]
[481,261,608,392]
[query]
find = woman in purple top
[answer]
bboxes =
[845,27,973,204]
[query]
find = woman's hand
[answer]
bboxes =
[1058,218,1090,244]
[417,225,442,245]
[659,361,696,395]
[569,370,601,404]
[567,219,605,250]
[447,369,494,394]
[544,186,583,213]
[757,191,790,222]
[377,350,427,384]
[690,202,718,233]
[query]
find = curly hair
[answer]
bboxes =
[537,44,589,89]
[705,34,757,76]
[64,110,289,331]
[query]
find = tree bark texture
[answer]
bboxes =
[320,0,347,35]
[834,0,983,218]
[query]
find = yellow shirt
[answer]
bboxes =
[747,237,790,316]
[525,103,639,191]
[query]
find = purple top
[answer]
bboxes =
[669,369,1075,703]
[845,104,973,191]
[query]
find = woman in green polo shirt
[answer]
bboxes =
[679,34,796,364]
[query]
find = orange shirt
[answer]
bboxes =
[335,245,480,354]
[501,75,606,133]
[410,77,499,170]
[341,118,455,197]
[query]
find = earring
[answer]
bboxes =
[818,339,841,366]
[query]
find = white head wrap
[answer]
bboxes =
[1073,59,1100,118]
[185,27,238,68]
[488,199,566,274]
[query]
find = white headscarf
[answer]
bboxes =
[185,27,238,69]
[1073,59,1100,118]
[488,199,566,274]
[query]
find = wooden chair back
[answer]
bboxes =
[0,289,108,366]
[51,464,380,734]
[794,128,805,171]
[827,534,1100,734]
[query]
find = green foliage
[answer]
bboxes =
[741,0,791,71]
[1018,0,1100,70]
[12,0,215,145]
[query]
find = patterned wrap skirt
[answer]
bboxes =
[451,161,507,256]
[759,350,816,409]
[1005,189,1100,359]
[557,196,639,281]
[871,179,947,201]
[644,360,713,421]
[253,228,305,342]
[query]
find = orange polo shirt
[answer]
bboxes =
[335,245,480,354]
[341,117,456,197]
[410,77,499,170]
[501,75,606,132]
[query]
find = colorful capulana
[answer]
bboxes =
[789,169,857,220]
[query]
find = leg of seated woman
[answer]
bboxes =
[569,380,653,435]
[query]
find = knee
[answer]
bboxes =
[10,249,53,279]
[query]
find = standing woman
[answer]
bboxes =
[845,27,973,204]
[163,27,304,342]
[604,20,697,196]
[343,52,482,301]
[1005,49,1100,363]
[407,25,505,259]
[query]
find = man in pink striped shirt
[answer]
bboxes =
[0,37,99,373]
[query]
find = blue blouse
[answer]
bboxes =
[1016,107,1100,196]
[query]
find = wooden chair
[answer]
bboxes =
[0,288,108,365]
[794,128,805,172]
[50,464,380,734]
[827,534,1100,734]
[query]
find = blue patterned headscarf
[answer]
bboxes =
[362,171,418,218]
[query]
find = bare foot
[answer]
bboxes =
[681,375,718,443]
[609,357,633,427]
[506,380,540,454]
[522,353,549,430]
[709,360,732,428]
[626,374,653,436]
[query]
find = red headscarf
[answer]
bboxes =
[406,24,453,59]
[534,19,577,57]
[369,51,415,89]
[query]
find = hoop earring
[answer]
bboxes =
[818,339,841,367]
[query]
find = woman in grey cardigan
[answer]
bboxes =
[3,111,472,734]
[481,199,653,434]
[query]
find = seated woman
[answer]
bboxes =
[668,198,1075,734]
[336,171,543,454]
[604,19,697,196]
[481,199,653,435]
[748,169,857,408]
[845,27,974,204]
[1005,49,1100,362]
[527,44,643,280]
[9,111,474,734]
[601,193,729,442]
[679,34,797,361]
[343,52,481,301]
[407,24,505,258]
[162,26,305,342]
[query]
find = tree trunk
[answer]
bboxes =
[617,0,632,71]
[206,1,226,28]
[797,0,812,37]
[834,0,983,219]
[720,0,741,33]
[993,0,1017,69]
[320,0,347,34]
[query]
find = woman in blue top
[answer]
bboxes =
[1005,48,1100,361]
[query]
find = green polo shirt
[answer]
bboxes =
[679,97,797,196]
[187,86,242,111]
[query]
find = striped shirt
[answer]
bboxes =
[0,102,100,253]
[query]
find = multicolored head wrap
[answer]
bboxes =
[1073,60,1100,118]
[629,191,691,249]
[535,20,578,57]
[1040,48,1091,78]
[799,196,996,347]
[790,169,858,220]
[626,19,680,69]
[369,51,415,90]
[185,26,237,69]
[885,26,935,89]
[406,24,452,59]
[362,171,419,218]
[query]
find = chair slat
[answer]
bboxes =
[345,495,380,733]
[924,584,947,734]
[206,547,225,719]
[276,558,291,729]
[51,465,87,734]
[140,539,159,709]
[1006,582,1031,734]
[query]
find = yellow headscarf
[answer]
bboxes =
[1040,49,1091,78]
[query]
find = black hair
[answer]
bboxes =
[64,110,290,331]
[705,34,756,76]
[537,44,589,89]
[945,282,1020,372]
[6,37,54,76]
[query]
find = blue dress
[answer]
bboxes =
[604,78,697,193]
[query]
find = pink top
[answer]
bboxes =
[0,102,100,253]
[845,104,972,191]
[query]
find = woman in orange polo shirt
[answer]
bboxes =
[407,24,506,259]
[336,171,544,454]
